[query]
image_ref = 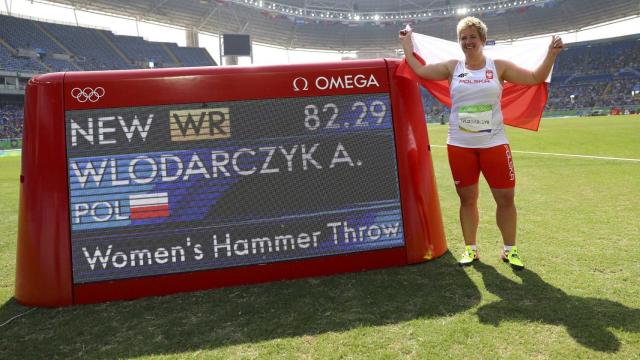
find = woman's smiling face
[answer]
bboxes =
[459,26,485,56]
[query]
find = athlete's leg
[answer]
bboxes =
[490,187,517,246]
[492,186,523,269]
[457,184,480,245]
[479,144,517,246]
[448,145,481,246]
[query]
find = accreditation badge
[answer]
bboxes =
[458,104,493,133]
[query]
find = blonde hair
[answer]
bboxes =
[456,16,488,42]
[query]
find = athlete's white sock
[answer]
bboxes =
[503,245,513,253]
[469,245,477,251]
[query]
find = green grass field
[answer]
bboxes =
[1,115,639,359]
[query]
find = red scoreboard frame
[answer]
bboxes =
[16,59,446,307]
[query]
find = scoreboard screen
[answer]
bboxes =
[16,59,447,306]
[67,94,404,283]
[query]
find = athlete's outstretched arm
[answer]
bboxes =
[399,29,454,81]
[497,35,564,85]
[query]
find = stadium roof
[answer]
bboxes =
[43,0,639,52]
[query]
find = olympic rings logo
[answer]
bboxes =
[71,87,105,103]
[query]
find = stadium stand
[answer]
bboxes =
[545,35,640,112]
[101,31,179,68]
[0,14,216,72]
[0,104,23,140]
[163,42,216,68]
[0,14,638,135]
[39,22,133,70]
[422,34,640,121]
[0,15,218,142]
[0,15,64,54]
[0,14,77,72]
[0,45,47,72]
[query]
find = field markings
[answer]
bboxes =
[430,145,640,162]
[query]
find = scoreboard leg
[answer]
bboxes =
[16,73,74,307]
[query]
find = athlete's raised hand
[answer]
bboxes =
[399,25,414,53]
[549,35,564,55]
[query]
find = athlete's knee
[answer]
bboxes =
[457,186,479,206]
[495,198,515,209]
[491,188,515,207]
[460,198,478,208]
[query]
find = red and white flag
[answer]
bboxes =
[396,32,553,131]
[129,192,169,220]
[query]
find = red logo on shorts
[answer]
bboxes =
[505,145,515,181]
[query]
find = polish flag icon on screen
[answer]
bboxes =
[129,193,169,220]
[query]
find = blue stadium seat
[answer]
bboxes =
[0,14,215,73]
[40,22,133,70]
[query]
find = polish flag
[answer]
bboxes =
[396,32,552,131]
[129,192,169,220]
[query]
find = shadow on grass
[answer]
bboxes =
[0,252,480,358]
[473,262,640,353]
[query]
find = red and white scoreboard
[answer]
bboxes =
[16,59,446,307]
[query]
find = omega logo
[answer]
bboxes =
[293,77,309,91]
[293,74,380,92]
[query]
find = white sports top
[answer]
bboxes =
[447,57,508,148]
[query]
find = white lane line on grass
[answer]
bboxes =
[430,145,640,162]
